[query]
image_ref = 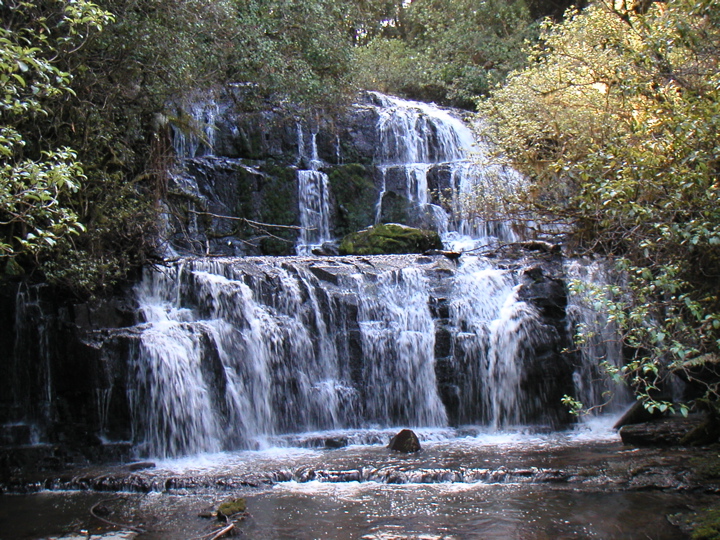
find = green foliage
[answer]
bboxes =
[353,0,537,107]
[481,0,720,411]
[352,38,434,100]
[229,0,356,109]
[0,0,112,279]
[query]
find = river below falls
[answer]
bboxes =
[1,418,718,539]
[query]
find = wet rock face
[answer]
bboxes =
[165,91,474,258]
[0,282,138,475]
[514,259,576,428]
[165,96,384,257]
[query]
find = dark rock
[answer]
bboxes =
[423,249,462,261]
[127,461,156,471]
[680,414,720,445]
[0,424,32,446]
[312,242,340,256]
[517,264,568,320]
[308,266,340,285]
[516,240,561,254]
[672,353,720,401]
[93,505,111,517]
[328,164,377,238]
[619,416,704,446]
[388,429,421,453]
[323,437,349,449]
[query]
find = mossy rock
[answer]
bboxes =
[378,191,410,225]
[255,162,299,255]
[217,497,247,519]
[339,223,442,255]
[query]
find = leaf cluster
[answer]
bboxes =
[1,0,113,281]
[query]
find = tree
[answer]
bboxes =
[352,0,537,108]
[480,0,720,413]
[0,0,112,276]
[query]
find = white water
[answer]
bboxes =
[355,267,447,427]
[296,124,332,255]
[123,255,622,458]
[169,93,526,255]
[369,92,525,250]
[565,258,630,413]
[171,100,220,159]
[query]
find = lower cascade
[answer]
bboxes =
[118,252,609,458]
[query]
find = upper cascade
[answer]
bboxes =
[163,91,527,258]
[371,92,475,165]
[296,124,332,255]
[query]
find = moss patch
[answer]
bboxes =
[690,449,720,480]
[217,497,247,519]
[339,223,442,255]
[693,503,720,540]
[257,161,298,255]
[378,191,410,225]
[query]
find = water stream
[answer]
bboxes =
[125,253,616,459]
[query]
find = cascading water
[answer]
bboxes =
[129,258,365,457]
[122,252,606,458]
[171,100,220,159]
[565,258,630,413]
[444,257,570,428]
[164,92,527,257]
[369,92,525,250]
[296,124,332,255]
[355,267,447,427]
[0,95,628,462]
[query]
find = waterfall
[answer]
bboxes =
[171,100,220,159]
[355,267,447,427]
[369,92,524,249]
[565,259,630,413]
[124,254,586,457]
[165,92,526,258]
[129,258,364,457]
[446,257,565,427]
[5,285,51,443]
[296,124,332,255]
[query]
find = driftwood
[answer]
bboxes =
[188,512,249,540]
[207,523,235,540]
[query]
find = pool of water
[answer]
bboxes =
[0,420,715,539]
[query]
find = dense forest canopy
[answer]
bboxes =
[1,0,718,411]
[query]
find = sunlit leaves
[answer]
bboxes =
[482,0,720,412]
